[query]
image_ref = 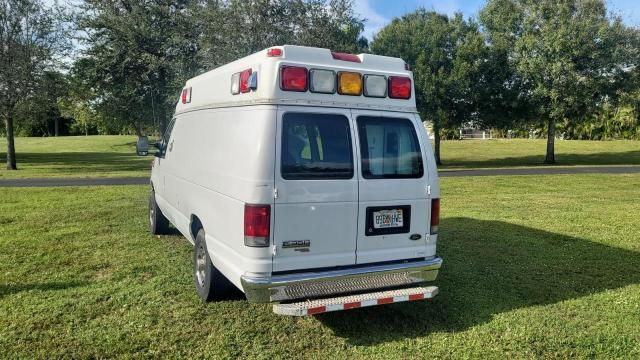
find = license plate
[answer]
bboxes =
[373,209,403,229]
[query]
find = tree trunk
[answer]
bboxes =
[433,122,442,166]
[54,118,59,136]
[5,112,17,170]
[134,119,143,137]
[157,68,168,136]
[545,118,556,164]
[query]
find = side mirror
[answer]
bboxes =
[152,142,165,157]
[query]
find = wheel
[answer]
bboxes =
[149,189,170,235]
[193,228,233,302]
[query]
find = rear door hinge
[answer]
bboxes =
[273,187,278,199]
[272,244,277,256]
[426,185,431,196]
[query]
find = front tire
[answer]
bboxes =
[149,189,170,235]
[193,228,233,302]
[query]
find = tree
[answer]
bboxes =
[76,0,368,135]
[76,0,201,136]
[0,0,64,169]
[14,70,68,137]
[371,10,487,164]
[481,0,638,163]
[197,0,368,69]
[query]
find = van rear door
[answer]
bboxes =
[352,110,430,264]
[272,107,359,272]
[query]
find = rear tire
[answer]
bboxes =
[193,228,234,302]
[149,189,170,235]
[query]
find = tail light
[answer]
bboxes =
[430,199,440,235]
[244,204,270,247]
[388,76,411,99]
[280,66,308,92]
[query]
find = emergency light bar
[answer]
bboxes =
[227,48,412,101]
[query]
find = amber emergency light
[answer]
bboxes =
[337,71,362,96]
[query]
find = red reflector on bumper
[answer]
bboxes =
[344,302,361,310]
[307,306,327,315]
[377,297,394,305]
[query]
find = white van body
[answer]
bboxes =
[149,45,442,310]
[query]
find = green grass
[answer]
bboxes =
[1,136,639,179]
[439,139,640,169]
[1,175,639,358]
[0,136,154,179]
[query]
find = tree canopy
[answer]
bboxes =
[371,10,488,164]
[2,0,640,170]
[1,0,68,169]
[480,0,638,163]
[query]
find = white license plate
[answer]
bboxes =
[373,209,404,229]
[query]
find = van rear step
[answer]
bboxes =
[273,286,439,316]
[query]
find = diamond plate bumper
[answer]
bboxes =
[273,286,439,316]
[240,257,442,303]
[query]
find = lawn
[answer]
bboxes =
[1,174,639,358]
[439,139,640,169]
[0,135,154,179]
[1,136,639,179]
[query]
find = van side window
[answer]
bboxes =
[281,113,353,180]
[161,118,176,151]
[357,117,424,179]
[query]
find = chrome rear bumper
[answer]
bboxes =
[241,257,443,303]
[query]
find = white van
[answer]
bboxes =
[147,46,442,315]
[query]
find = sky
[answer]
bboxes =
[354,0,640,40]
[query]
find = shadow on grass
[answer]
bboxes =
[0,152,151,175]
[0,281,88,299]
[439,150,640,169]
[318,218,640,345]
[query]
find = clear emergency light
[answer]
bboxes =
[363,75,386,98]
[230,72,240,94]
[309,69,336,94]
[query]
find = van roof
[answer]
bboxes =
[176,45,417,115]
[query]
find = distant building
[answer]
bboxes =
[460,128,492,140]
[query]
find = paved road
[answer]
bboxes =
[439,165,640,177]
[1,166,639,187]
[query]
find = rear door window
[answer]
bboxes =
[357,116,423,179]
[281,113,353,180]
